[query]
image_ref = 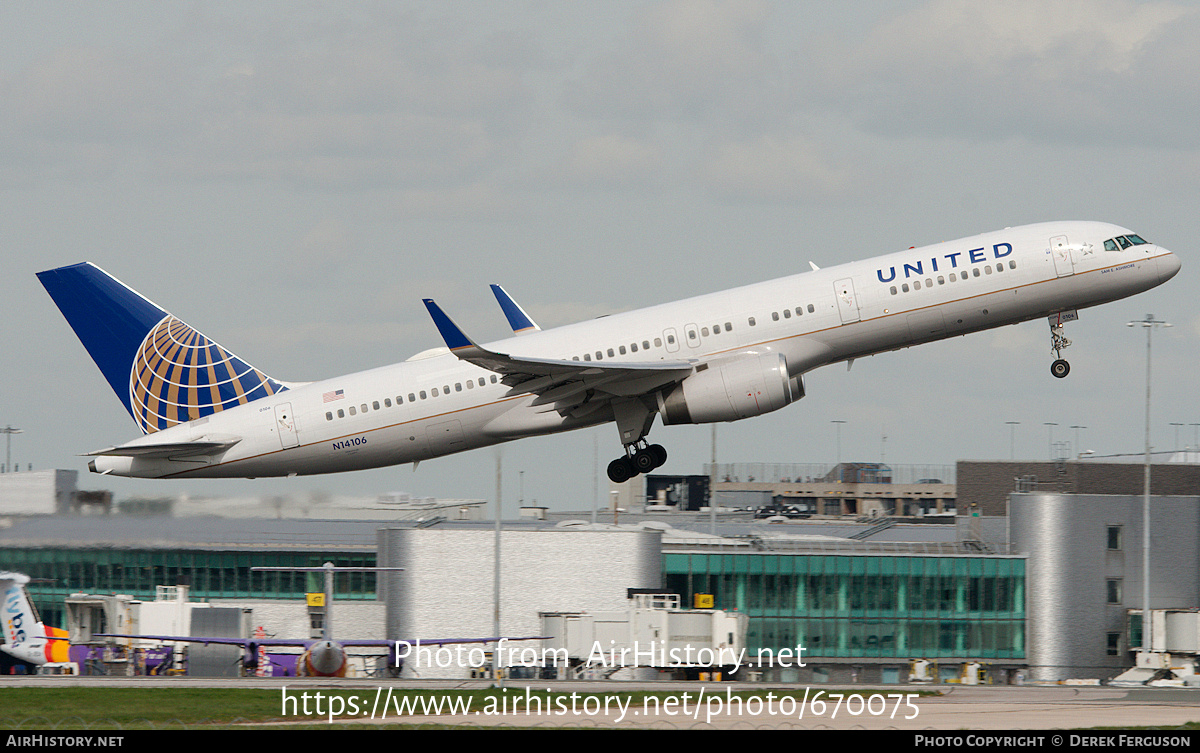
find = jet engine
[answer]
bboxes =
[657,352,803,425]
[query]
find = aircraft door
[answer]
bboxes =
[274,403,299,449]
[834,278,860,324]
[684,323,701,349]
[1051,235,1074,277]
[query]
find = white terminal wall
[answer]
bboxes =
[1010,493,1200,682]
[207,600,386,644]
[378,528,662,665]
[0,469,76,514]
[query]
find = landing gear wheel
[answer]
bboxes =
[1051,359,1070,379]
[633,447,658,474]
[608,441,668,483]
[607,457,635,484]
[649,444,668,468]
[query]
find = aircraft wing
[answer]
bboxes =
[97,633,299,647]
[422,299,695,420]
[97,634,546,648]
[345,635,548,648]
[97,633,391,651]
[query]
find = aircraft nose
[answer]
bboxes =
[1157,249,1181,283]
[307,640,346,676]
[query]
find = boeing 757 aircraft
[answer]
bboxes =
[38,221,1179,484]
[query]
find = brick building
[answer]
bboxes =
[957,460,1200,516]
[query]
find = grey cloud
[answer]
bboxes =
[0,9,542,191]
[795,0,1200,148]
[563,0,784,126]
[555,133,667,190]
[699,134,855,202]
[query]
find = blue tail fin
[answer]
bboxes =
[37,263,286,434]
[490,284,541,334]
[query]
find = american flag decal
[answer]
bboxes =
[323,389,345,403]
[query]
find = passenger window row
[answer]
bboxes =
[572,337,664,362]
[699,322,734,338]
[687,321,736,344]
[325,374,501,421]
[889,260,1017,295]
[770,304,815,323]
[571,319,746,361]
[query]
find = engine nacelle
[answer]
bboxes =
[657,352,803,425]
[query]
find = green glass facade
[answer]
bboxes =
[3,548,377,628]
[664,552,1025,660]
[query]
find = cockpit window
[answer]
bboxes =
[1104,234,1150,252]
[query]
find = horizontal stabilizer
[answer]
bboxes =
[85,437,241,459]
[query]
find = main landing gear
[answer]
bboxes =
[607,441,667,483]
[606,398,668,483]
[1049,318,1072,378]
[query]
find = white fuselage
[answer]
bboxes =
[93,221,1179,478]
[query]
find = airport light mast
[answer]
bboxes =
[251,563,403,642]
[1127,314,1170,652]
[1,426,21,473]
[831,420,847,480]
[1043,423,1058,461]
[1006,421,1020,461]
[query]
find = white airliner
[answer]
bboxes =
[38,221,1179,483]
[95,563,543,677]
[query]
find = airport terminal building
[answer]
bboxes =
[2,514,1028,682]
[2,460,1198,683]
[662,547,1025,682]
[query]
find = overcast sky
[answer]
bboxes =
[2,1,1198,512]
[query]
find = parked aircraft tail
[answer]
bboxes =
[0,572,69,667]
[37,263,286,434]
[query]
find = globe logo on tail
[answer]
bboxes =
[130,316,285,434]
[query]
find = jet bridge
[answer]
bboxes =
[540,591,747,680]
[1110,609,1200,687]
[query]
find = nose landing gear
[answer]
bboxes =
[1049,314,1074,378]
